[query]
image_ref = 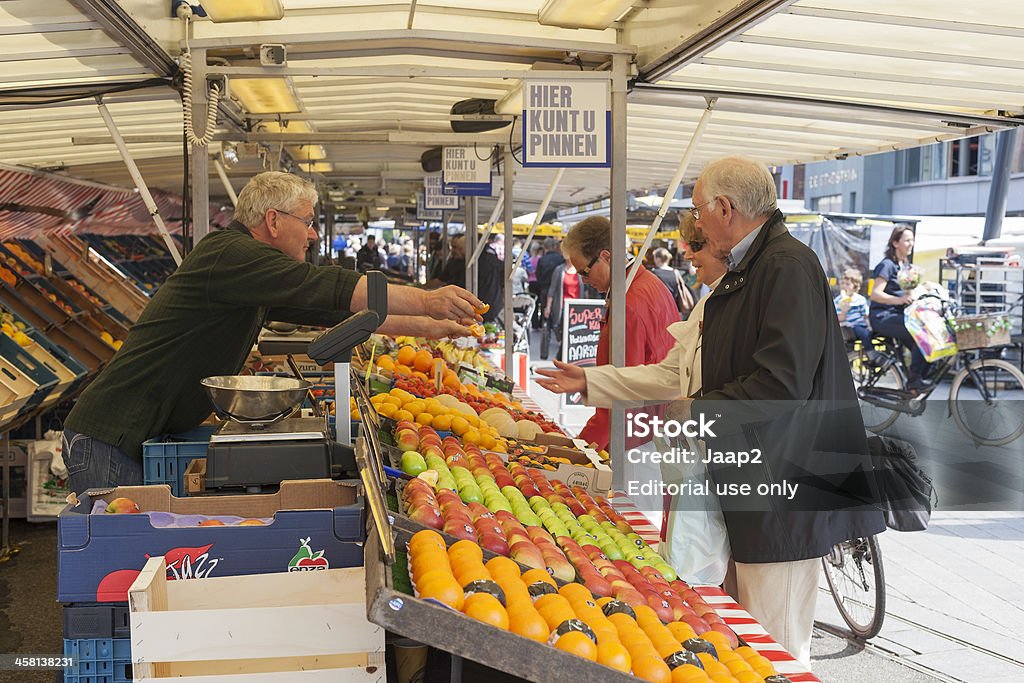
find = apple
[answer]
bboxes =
[396,430,419,452]
[478,531,510,557]
[443,519,478,541]
[681,614,710,636]
[198,519,224,526]
[646,593,675,623]
[408,504,443,530]
[582,573,614,598]
[105,497,141,514]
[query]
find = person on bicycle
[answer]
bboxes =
[869,226,933,390]
[835,268,871,346]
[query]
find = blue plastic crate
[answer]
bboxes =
[142,425,217,497]
[0,331,59,415]
[64,637,132,683]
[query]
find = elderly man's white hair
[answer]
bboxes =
[699,156,777,219]
[234,171,318,228]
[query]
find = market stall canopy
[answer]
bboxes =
[0,0,1021,231]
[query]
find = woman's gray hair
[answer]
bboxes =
[699,156,777,219]
[653,248,672,267]
[234,171,318,228]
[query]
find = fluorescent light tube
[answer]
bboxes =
[538,0,634,29]
[200,0,283,23]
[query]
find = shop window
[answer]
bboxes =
[812,194,842,213]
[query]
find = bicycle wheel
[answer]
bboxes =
[822,535,886,639]
[950,358,1024,446]
[848,351,903,433]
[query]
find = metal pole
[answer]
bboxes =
[983,128,1020,242]
[466,195,479,295]
[414,223,422,283]
[96,98,183,266]
[510,168,564,277]
[325,203,335,262]
[213,158,238,207]
[189,47,211,242]
[626,98,716,289]
[468,190,504,266]
[608,53,628,486]
[503,147,515,381]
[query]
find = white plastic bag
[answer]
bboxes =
[659,436,731,585]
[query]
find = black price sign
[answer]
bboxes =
[560,298,605,408]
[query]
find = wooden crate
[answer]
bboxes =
[128,556,385,682]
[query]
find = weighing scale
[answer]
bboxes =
[201,272,388,493]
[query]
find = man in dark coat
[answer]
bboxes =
[681,156,884,664]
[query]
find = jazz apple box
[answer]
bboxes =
[56,480,365,603]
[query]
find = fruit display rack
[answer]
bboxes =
[79,234,180,295]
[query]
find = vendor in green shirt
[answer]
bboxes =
[63,171,482,496]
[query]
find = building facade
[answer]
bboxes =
[793,131,1024,217]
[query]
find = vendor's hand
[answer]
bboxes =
[425,319,474,339]
[425,285,483,321]
[535,360,587,395]
[665,397,693,423]
[899,294,914,305]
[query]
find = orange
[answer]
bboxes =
[479,433,498,451]
[521,568,556,587]
[696,654,729,677]
[376,355,395,370]
[418,575,464,610]
[409,529,446,553]
[413,349,434,373]
[376,402,398,418]
[668,621,697,642]
[701,631,734,654]
[733,673,761,683]
[454,564,491,587]
[485,556,521,580]
[631,654,672,683]
[413,567,455,589]
[554,631,598,661]
[733,647,758,661]
[432,414,452,431]
[508,605,550,643]
[383,394,403,407]
[396,345,416,366]
[463,593,509,630]
[393,364,413,377]
[450,416,470,436]
[414,412,434,427]
[448,539,483,563]
[461,428,481,446]
[709,675,737,683]
[443,373,462,391]
[596,640,632,672]
[558,583,595,605]
[393,409,414,423]
[426,402,446,417]
[633,605,661,626]
[671,664,710,683]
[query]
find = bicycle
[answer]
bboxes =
[822,535,885,639]
[848,296,1024,445]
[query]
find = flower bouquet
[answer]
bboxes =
[896,264,923,291]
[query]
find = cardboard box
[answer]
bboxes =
[57,479,364,603]
[501,440,611,497]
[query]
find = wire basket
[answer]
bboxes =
[952,314,1012,350]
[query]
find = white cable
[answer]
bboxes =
[177,6,221,148]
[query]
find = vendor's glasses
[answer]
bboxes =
[579,254,600,278]
[274,208,316,229]
[687,240,706,253]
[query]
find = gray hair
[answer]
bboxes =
[699,156,777,219]
[542,237,560,252]
[653,247,672,267]
[234,171,318,228]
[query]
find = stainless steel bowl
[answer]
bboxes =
[201,375,311,422]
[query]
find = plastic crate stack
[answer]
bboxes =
[63,604,133,683]
[141,425,217,497]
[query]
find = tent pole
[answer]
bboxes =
[96,97,183,266]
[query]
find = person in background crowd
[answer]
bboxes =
[869,226,933,389]
[356,234,383,272]
[651,247,695,319]
[542,259,584,360]
[835,268,871,347]
[431,235,466,288]
[534,237,564,332]
[386,243,408,273]
[678,155,883,665]
[527,241,545,328]
[62,172,482,496]
[403,242,415,278]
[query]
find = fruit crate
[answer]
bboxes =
[0,357,36,425]
[64,603,132,639]
[0,332,59,418]
[365,523,635,683]
[141,425,218,497]
[64,637,132,683]
[127,556,384,681]
[30,328,90,397]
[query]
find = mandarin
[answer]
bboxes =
[463,593,509,629]
[554,631,598,661]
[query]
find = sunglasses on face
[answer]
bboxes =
[687,241,706,253]
[579,253,600,278]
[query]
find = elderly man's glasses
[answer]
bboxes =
[274,208,316,229]
[689,196,719,221]
[579,254,600,278]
